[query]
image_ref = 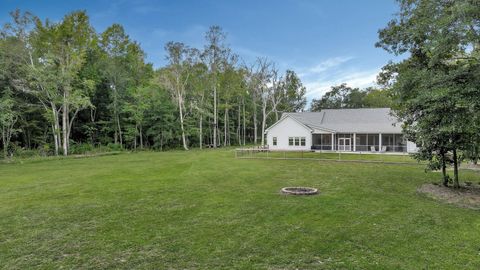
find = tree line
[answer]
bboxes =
[0,10,307,157]
[309,83,392,111]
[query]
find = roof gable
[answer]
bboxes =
[279,108,402,133]
[265,114,313,134]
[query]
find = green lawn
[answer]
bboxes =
[1,150,480,269]
[237,150,419,163]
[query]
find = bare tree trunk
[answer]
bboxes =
[66,104,70,152]
[199,115,203,149]
[139,125,143,149]
[113,84,122,147]
[1,128,7,158]
[243,98,246,145]
[253,101,258,145]
[133,124,137,150]
[224,107,228,146]
[441,152,448,187]
[116,113,122,147]
[453,148,460,188]
[213,84,217,148]
[50,103,60,156]
[261,101,267,146]
[51,124,58,156]
[62,93,68,156]
[237,102,241,145]
[178,95,188,150]
[160,133,163,151]
[2,130,6,158]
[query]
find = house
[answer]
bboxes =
[265,108,418,153]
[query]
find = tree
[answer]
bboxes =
[0,90,19,158]
[277,70,306,117]
[188,61,209,149]
[203,26,229,148]
[362,87,392,108]
[310,83,365,111]
[159,42,196,150]
[1,9,309,155]
[255,58,283,146]
[377,0,480,187]
[99,24,131,147]
[22,11,95,156]
[143,85,177,151]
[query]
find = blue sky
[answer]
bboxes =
[0,0,401,99]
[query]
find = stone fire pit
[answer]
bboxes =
[281,187,318,195]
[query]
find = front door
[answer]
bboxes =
[338,138,351,151]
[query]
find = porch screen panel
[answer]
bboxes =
[383,134,394,151]
[321,134,332,150]
[382,134,406,152]
[368,134,379,151]
[394,134,406,152]
[355,134,368,151]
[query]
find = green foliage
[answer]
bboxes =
[377,0,480,187]
[309,83,392,111]
[0,9,308,155]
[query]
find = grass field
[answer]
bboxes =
[236,150,418,163]
[1,149,480,269]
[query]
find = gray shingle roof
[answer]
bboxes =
[285,108,402,133]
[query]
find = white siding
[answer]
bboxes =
[407,141,418,153]
[266,117,311,150]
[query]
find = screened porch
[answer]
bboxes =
[311,133,406,153]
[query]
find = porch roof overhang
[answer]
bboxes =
[311,126,336,134]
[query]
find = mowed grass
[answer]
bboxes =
[1,150,480,269]
[237,150,418,163]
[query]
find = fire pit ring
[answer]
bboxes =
[281,187,318,195]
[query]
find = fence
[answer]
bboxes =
[234,148,420,165]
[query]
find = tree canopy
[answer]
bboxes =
[377,0,480,187]
[0,9,308,157]
[309,83,392,111]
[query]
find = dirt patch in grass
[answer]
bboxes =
[418,183,480,210]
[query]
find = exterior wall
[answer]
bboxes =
[407,141,419,153]
[266,117,312,150]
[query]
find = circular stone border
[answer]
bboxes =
[281,187,318,195]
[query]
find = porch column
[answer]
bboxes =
[331,133,334,151]
[379,133,382,151]
[353,133,356,152]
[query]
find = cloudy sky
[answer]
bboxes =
[0,0,402,100]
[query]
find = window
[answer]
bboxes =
[273,137,277,146]
[289,136,306,146]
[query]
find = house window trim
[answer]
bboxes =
[288,136,306,147]
[273,137,277,146]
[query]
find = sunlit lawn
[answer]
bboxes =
[1,149,479,269]
[237,150,418,163]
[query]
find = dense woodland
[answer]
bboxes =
[0,10,312,157]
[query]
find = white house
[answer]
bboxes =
[265,108,418,153]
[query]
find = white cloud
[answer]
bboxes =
[295,56,380,101]
[307,56,354,74]
[303,69,380,99]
